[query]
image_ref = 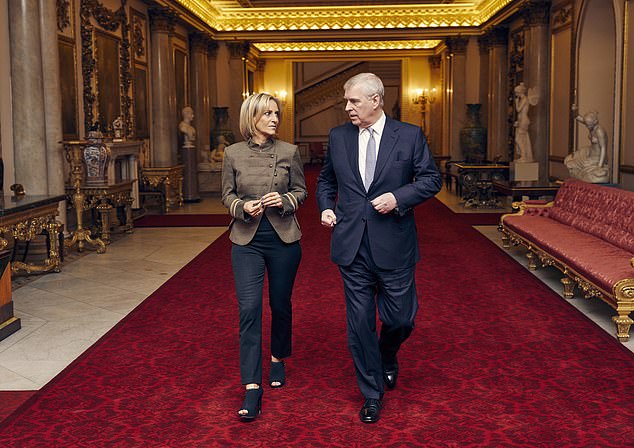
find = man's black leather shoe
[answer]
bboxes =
[359,398,382,423]
[383,363,399,390]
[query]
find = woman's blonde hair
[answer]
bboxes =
[239,93,282,140]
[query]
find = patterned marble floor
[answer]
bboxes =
[0,189,630,391]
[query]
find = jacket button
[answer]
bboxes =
[269,164,273,168]
[270,154,274,158]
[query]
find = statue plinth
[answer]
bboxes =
[510,161,539,182]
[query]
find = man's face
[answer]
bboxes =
[344,84,379,128]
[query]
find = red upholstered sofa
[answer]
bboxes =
[498,179,634,341]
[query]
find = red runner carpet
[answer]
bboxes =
[1,171,633,446]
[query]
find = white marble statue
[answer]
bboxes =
[513,82,539,163]
[199,134,229,171]
[179,106,196,148]
[564,109,609,183]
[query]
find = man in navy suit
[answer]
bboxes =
[316,73,441,423]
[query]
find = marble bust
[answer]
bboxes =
[179,106,196,148]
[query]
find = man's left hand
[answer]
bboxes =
[371,192,397,214]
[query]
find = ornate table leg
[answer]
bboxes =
[65,188,106,254]
[97,199,112,245]
[164,179,172,213]
[64,142,106,254]
[124,195,134,233]
[44,218,62,273]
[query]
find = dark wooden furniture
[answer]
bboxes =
[450,162,509,208]
[0,249,19,341]
[492,180,561,202]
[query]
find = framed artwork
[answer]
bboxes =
[95,30,122,132]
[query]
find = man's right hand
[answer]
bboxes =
[321,209,337,228]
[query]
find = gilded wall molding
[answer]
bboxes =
[56,0,71,32]
[551,3,572,31]
[253,40,441,53]
[132,15,146,59]
[80,0,133,137]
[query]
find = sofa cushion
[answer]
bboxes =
[504,214,634,293]
[548,179,634,253]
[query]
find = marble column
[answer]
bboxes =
[228,41,250,142]
[207,40,219,108]
[523,2,550,182]
[39,0,67,227]
[428,55,442,155]
[149,7,178,168]
[8,0,48,194]
[186,31,212,202]
[486,27,509,162]
[446,37,469,161]
[477,36,490,130]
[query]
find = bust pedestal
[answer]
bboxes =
[511,161,539,181]
[198,164,222,193]
[181,145,200,202]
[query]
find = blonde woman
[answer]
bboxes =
[221,93,307,421]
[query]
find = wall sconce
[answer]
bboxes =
[411,88,437,106]
[274,90,287,105]
[411,88,437,133]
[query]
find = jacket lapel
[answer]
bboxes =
[370,117,399,188]
[344,123,364,188]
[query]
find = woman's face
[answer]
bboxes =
[254,100,280,141]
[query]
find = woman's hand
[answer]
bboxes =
[261,192,284,209]
[244,200,263,217]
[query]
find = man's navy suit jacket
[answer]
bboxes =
[316,117,442,270]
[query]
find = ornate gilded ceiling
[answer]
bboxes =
[170,0,520,53]
[176,0,515,31]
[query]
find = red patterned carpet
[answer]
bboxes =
[1,175,633,446]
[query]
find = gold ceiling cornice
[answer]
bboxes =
[253,39,443,52]
[175,0,516,32]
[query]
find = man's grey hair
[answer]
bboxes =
[344,73,385,107]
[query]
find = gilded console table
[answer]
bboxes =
[0,194,65,275]
[64,141,134,253]
[141,165,184,212]
[65,181,134,245]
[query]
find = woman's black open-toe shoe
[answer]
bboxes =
[237,387,263,421]
[269,360,286,388]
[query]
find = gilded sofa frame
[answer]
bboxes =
[499,201,634,342]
